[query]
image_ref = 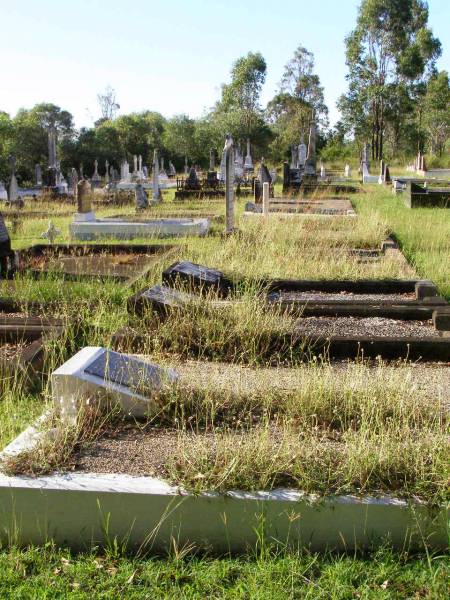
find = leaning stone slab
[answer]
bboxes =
[128,284,196,317]
[52,347,178,423]
[162,261,234,296]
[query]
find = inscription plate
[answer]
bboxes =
[85,350,175,393]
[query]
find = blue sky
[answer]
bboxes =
[1,0,448,128]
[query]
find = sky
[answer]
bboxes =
[0,0,449,129]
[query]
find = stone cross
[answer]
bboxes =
[77,179,92,214]
[152,149,161,201]
[223,135,235,234]
[41,221,61,244]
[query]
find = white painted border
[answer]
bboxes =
[0,415,448,552]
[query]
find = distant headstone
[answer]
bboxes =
[168,161,176,177]
[0,181,7,201]
[41,220,61,244]
[71,168,79,198]
[209,149,215,171]
[298,137,307,167]
[105,160,110,184]
[304,114,317,175]
[135,183,149,210]
[224,135,235,234]
[184,156,189,175]
[0,212,13,277]
[7,155,19,203]
[244,138,253,172]
[259,159,272,185]
[152,149,161,202]
[77,179,92,214]
[186,167,199,189]
[91,159,101,188]
[35,164,43,187]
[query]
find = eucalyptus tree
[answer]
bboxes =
[339,0,441,159]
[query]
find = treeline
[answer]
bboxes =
[0,0,448,185]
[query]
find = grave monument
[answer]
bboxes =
[7,155,19,203]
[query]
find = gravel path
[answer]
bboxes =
[294,316,439,338]
[274,291,416,303]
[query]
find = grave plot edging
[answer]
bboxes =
[0,421,447,552]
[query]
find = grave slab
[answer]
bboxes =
[162,261,234,296]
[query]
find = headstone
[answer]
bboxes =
[298,136,307,167]
[162,260,233,296]
[138,155,143,178]
[135,183,149,210]
[0,212,13,277]
[105,160,110,184]
[209,149,215,171]
[344,164,351,178]
[52,347,179,423]
[138,284,194,316]
[143,166,149,179]
[270,169,277,184]
[35,164,42,187]
[0,181,7,201]
[290,145,298,169]
[120,159,130,182]
[244,138,253,172]
[184,156,189,175]
[304,114,317,175]
[77,179,92,214]
[168,161,176,177]
[7,155,19,203]
[224,135,235,234]
[91,159,101,188]
[152,149,161,202]
[185,167,199,189]
[41,221,61,244]
[259,159,272,185]
[71,168,79,199]
[262,182,270,215]
[133,155,138,175]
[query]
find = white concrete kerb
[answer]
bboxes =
[0,412,447,552]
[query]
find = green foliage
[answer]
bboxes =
[423,70,450,156]
[339,0,442,160]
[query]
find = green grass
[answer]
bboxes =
[0,186,449,593]
[0,545,448,598]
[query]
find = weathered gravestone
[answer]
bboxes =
[76,179,93,217]
[52,347,179,423]
[7,155,19,203]
[185,167,200,190]
[152,149,162,202]
[135,183,149,210]
[0,182,7,201]
[91,159,102,189]
[0,213,13,277]
[224,135,235,233]
[162,260,233,296]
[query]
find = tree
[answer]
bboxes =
[97,86,120,122]
[0,112,13,181]
[267,45,328,161]
[423,71,450,156]
[214,52,268,144]
[339,0,441,159]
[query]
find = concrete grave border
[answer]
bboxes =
[0,415,448,552]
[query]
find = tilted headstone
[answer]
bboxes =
[162,260,233,296]
[135,183,149,210]
[52,347,179,423]
[136,284,195,317]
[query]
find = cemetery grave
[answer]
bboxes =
[16,243,178,285]
[245,196,357,216]
[1,350,448,551]
[404,180,450,208]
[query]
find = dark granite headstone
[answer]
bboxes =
[185,167,200,190]
[139,284,193,316]
[85,349,175,394]
[0,213,13,278]
[162,261,233,296]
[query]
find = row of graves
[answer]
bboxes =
[0,135,448,553]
